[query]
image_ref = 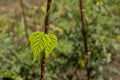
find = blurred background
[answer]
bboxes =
[0,0,120,80]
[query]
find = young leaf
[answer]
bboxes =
[45,34,57,58]
[29,32,46,61]
[29,31,57,61]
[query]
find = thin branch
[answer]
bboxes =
[20,0,28,39]
[45,0,52,34]
[41,0,52,80]
[79,0,90,80]
[79,0,88,56]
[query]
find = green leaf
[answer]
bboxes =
[29,32,46,61]
[45,34,57,58]
[29,31,57,61]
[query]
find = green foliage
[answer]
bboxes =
[29,31,57,61]
[0,70,22,80]
[0,0,120,80]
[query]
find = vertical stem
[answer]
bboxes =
[79,0,88,55]
[20,0,28,39]
[79,0,90,80]
[41,53,46,80]
[45,0,52,34]
[41,0,52,80]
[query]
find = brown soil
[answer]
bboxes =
[0,0,40,14]
[0,0,19,14]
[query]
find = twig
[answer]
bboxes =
[79,0,90,80]
[20,0,28,39]
[45,0,52,34]
[41,0,52,80]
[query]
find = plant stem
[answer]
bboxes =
[20,0,28,39]
[41,0,52,80]
[45,0,52,34]
[79,0,90,80]
[79,0,88,56]
[41,53,46,80]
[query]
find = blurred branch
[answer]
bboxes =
[79,0,90,80]
[79,0,88,57]
[20,0,28,39]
